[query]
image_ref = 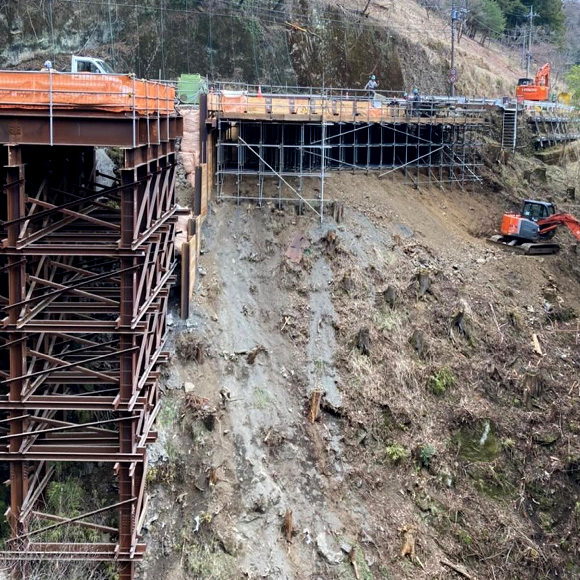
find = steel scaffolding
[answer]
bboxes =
[215,116,486,210]
[0,77,181,580]
[209,88,488,213]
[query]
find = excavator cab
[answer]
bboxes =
[521,200,556,222]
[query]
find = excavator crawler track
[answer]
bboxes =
[487,235,560,255]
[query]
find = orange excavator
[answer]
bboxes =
[488,199,580,254]
[516,63,550,102]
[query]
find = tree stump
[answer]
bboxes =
[383,285,397,309]
[522,367,540,409]
[341,275,355,294]
[322,230,339,254]
[355,328,371,356]
[523,367,540,396]
[417,271,431,299]
[333,202,344,223]
[409,329,425,357]
[533,167,547,183]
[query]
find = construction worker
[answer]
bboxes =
[365,74,378,99]
[412,87,421,116]
[41,60,53,72]
[404,91,413,117]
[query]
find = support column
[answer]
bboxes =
[5,146,28,541]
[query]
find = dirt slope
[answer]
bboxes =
[141,173,580,580]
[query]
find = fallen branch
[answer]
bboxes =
[489,302,503,343]
[441,558,477,580]
[348,546,360,579]
[285,21,307,33]
[309,390,323,424]
[282,508,293,542]
[284,21,321,38]
[532,333,543,356]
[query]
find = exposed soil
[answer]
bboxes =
[141,163,580,580]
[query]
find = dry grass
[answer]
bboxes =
[296,170,580,579]
[325,0,525,96]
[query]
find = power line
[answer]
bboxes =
[41,0,452,35]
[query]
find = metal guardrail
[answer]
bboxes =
[163,76,577,113]
[522,99,577,113]
[210,80,510,106]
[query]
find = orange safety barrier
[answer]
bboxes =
[208,92,432,123]
[0,72,175,115]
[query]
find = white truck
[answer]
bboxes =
[70,56,115,74]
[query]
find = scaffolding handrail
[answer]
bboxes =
[0,70,176,116]
[209,79,510,107]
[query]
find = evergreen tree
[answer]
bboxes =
[495,0,527,27]
[467,0,507,43]
[566,64,580,104]
[521,0,565,34]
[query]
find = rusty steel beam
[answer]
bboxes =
[31,512,118,535]
[0,542,147,560]
[0,113,181,147]
[1,104,181,580]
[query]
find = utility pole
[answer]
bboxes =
[526,5,535,78]
[450,0,457,96]
[521,25,526,70]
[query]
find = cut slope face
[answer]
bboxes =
[0,0,525,97]
[142,174,580,580]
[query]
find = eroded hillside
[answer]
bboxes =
[141,165,580,580]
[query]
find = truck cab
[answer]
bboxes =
[71,56,115,74]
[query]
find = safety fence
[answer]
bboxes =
[207,89,489,124]
[0,71,175,115]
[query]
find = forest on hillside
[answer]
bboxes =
[421,0,570,46]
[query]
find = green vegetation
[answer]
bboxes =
[497,0,565,33]
[456,527,474,546]
[463,0,565,44]
[253,386,272,409]
[386,443,409,464]
[429,367,455,396]
[466,0,507,43]
[0,494,9,543]
[566,65,580,105]
[181,535,237,579]
[418,444,436,469]
[32,478,102,543]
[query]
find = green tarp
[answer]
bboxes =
[177,74,207,104]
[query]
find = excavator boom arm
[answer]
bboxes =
[534,63,550,87]
[538,213,580,242]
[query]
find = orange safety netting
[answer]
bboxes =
[0,72,175,115]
